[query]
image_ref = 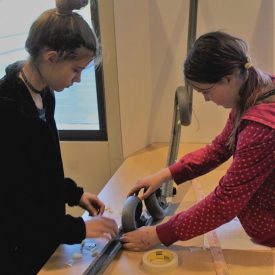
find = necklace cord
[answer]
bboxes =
[20,69,44,94]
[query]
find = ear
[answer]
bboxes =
[42,50,60,64]
[225,74,233,83]
[223,74,236,87]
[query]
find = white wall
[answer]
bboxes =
[113,0,154,157]
[113,0,274,157]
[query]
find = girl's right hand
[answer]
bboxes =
[127,168,172,200]
[84,216,118,239]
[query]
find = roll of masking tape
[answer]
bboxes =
[142,249,178,274]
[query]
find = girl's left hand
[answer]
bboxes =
[79,192,105,216]
[120,226,161,251]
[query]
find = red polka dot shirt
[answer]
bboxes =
[156,103,275,247]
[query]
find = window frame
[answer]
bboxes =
[58,0,107,141]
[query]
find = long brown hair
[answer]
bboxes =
[184,31,273,147]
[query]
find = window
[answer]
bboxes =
[0,0,107,141]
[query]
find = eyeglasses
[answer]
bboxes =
[189,82,218,96]
[191,82,217,92]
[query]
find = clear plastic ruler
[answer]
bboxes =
[192,180,230,275]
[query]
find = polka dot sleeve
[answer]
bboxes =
[157,121,275,246]
[169,111,234,184]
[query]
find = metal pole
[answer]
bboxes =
[161,0,198,198]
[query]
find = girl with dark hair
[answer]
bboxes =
[121,31,275,250]
[0,0,117,273]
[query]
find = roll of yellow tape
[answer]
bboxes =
[142,249,178,274]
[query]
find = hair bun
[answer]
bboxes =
[56,0,88,13]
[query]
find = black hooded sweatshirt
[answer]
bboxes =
[0,62,86,274]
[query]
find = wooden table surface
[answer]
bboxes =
[39,143,275,275]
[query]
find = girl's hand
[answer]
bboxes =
[84,216,118,239]
[79,192,105,216]
[120,226,160,251]
[127,168,172,200]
